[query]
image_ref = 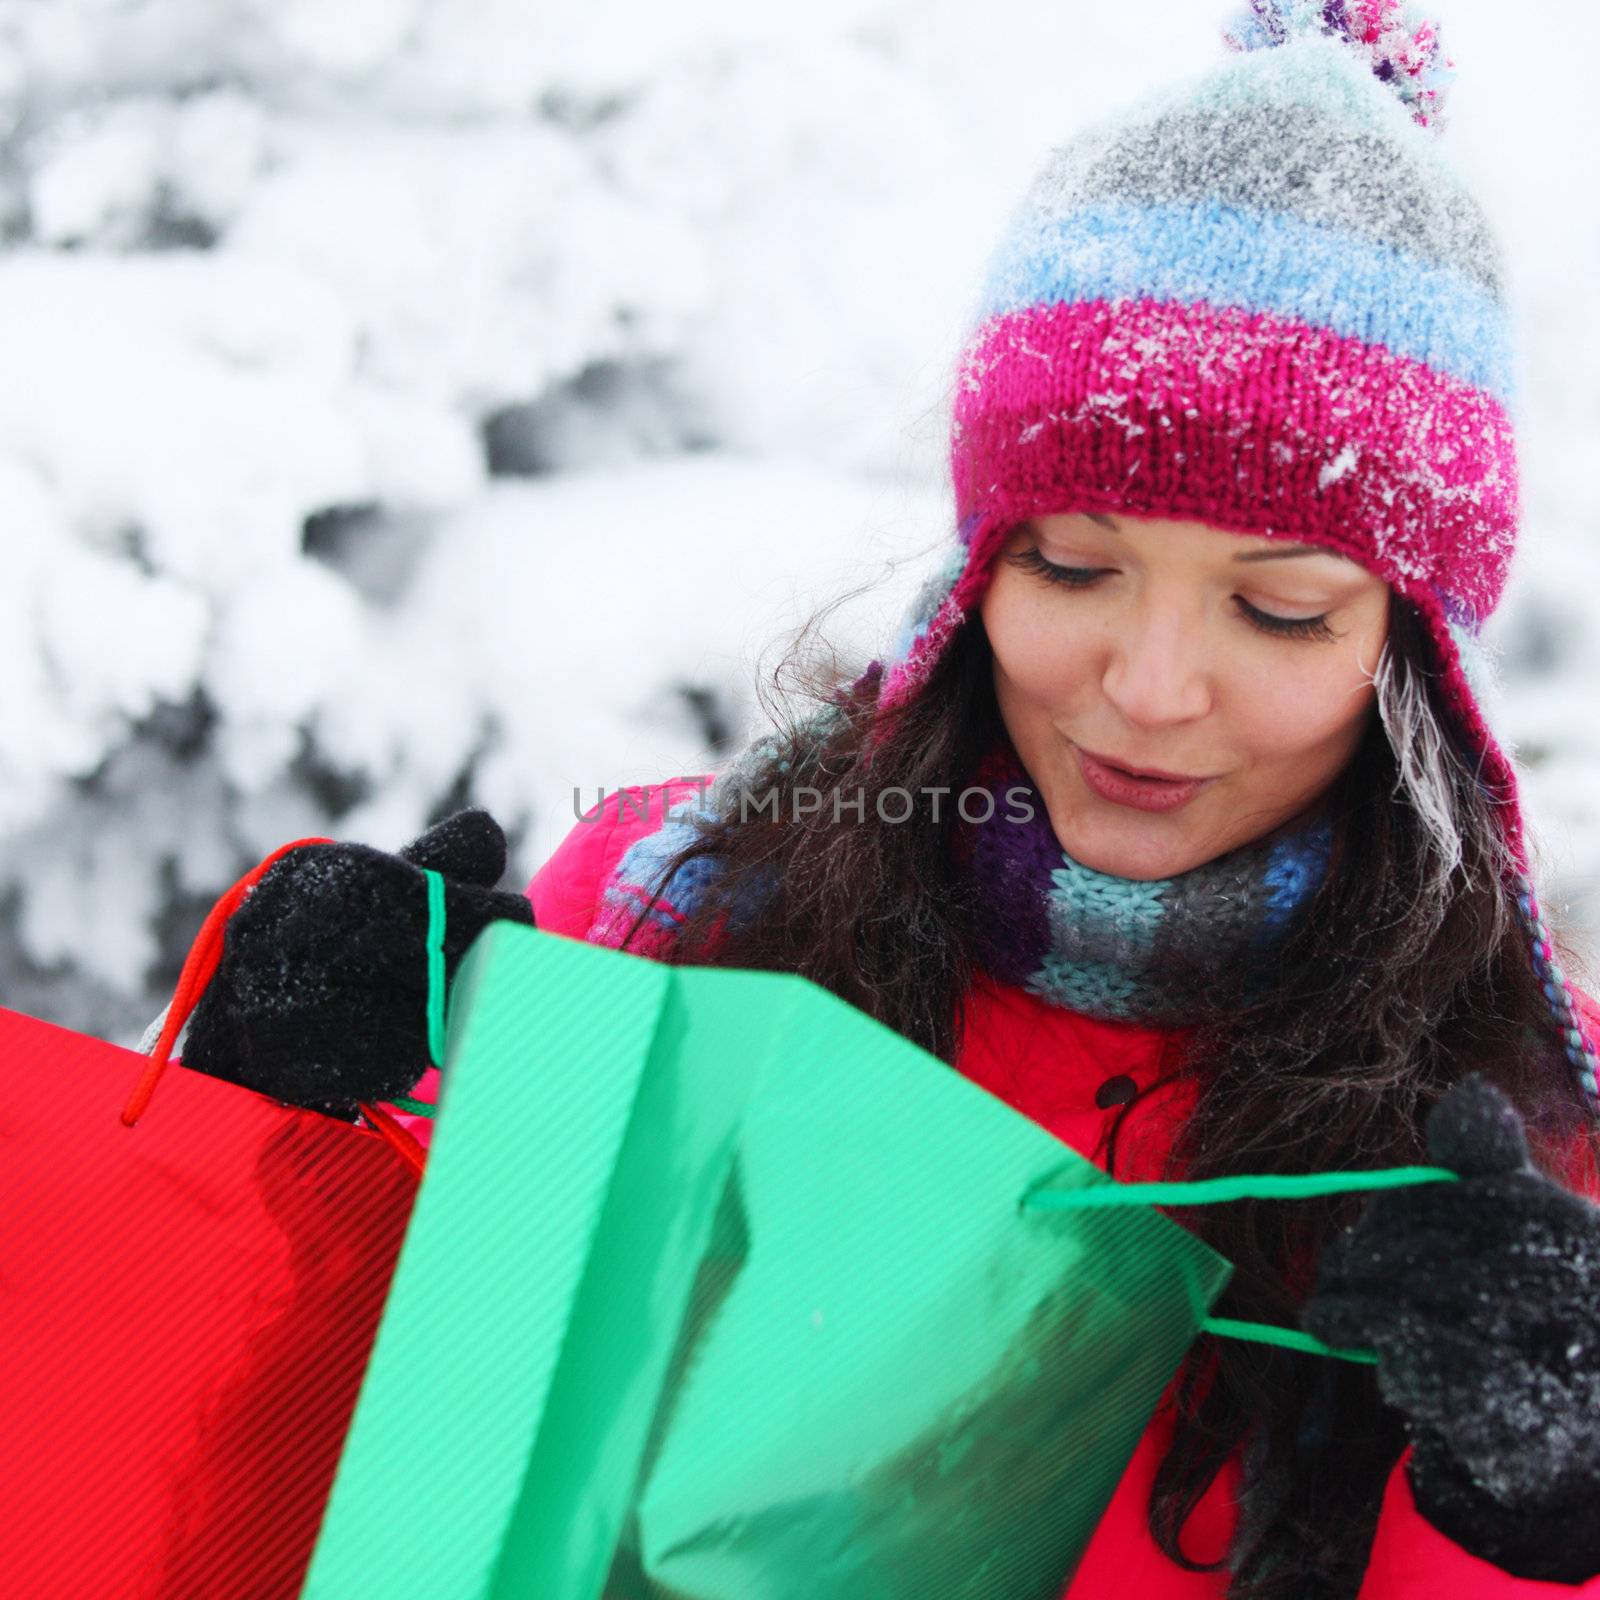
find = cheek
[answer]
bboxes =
[1230,653,1377,769]
[982,583,1093,706]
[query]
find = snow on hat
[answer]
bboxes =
[872,1,1600,1112]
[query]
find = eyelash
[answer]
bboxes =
[1008,547,1338,643]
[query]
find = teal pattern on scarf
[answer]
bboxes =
[593,722,1337,1027]
[954,732,1336,1025]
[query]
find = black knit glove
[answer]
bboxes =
[1303,1074,1600,1584]
[181,809,534,1120]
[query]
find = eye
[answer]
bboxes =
[1008,546,1337,643]
[1007,547,1106,589]
[1234,597,1337,642]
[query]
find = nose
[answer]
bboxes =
[1098,597,1214,727]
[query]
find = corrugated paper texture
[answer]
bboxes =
[308,924,1233,1598]
[0,1005,419,1598]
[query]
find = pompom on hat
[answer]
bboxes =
[868,2,1600,1113]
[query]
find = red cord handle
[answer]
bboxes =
[120,837,428,1180]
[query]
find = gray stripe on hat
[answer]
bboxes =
[1019,103,1504,298]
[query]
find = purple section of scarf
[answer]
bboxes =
[957,734,1058,985]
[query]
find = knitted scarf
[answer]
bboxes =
[594,726,1336,1029]
[950,732,1336,1027]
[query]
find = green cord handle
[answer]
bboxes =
[1020,1166,1457,1210]
[393,887,1451,1364]
[1197,1316,1377,1365]
[1022,1163,1460,1365]
[423,867,448,1070]
[381,870,449,1121]
[389,1094,437,1119]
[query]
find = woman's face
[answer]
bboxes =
[979,511,1392,880]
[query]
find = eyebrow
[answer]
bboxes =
[1079,512,1334,563]
[1231,547,1332,563]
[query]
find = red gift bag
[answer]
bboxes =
[0,840,428,1599]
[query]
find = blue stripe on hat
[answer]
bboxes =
[978,198,1513,402]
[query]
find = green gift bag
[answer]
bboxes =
[300,925,766,1600]
[302,923,1239,1599]
[610,981,1236,1599]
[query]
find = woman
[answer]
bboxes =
[180,5,1600,1595]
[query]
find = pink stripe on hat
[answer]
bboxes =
[950,296,1519,622]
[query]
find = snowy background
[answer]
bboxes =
[1,0,1596,1045]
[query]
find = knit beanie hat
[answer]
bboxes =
[869,1,1600,1113]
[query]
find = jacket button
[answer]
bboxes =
[1095,1074,1138,1109]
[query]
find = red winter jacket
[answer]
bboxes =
[392,775,1600,1599]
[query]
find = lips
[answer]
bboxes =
[1076,747,1203,784]
[1071,744,1214,815]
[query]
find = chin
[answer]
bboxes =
[1070,845,1185,882]
[1053,824,1188,881]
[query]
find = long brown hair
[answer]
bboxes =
[603,588,1599,1598]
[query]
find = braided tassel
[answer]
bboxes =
[1513,873,1600,1117]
